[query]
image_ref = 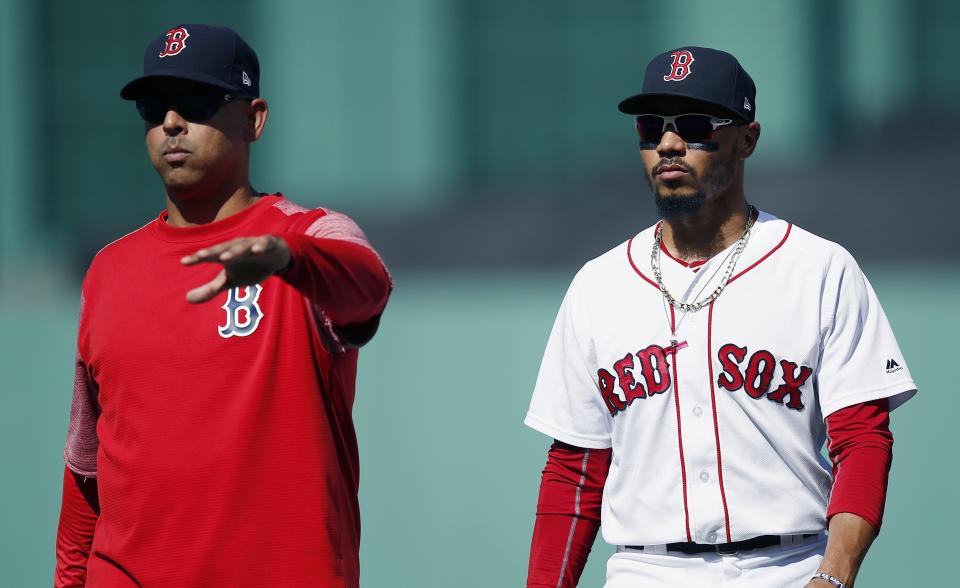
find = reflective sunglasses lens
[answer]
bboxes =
[673,115,716,142]
[635,115,665,144]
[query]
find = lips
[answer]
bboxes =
[655,162,689,180]
[163,147,191,164]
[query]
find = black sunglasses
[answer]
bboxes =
[135,93,245,125]
[635,113,739,148]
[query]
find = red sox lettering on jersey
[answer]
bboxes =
[663,50,695,81]
[597,342,813,415]
[525,212,917,548]
[159,27,190,58]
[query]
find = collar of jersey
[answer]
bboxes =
[151,194,283,243]
[659,239,709,272]
[656,208,761,273]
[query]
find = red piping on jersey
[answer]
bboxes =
[659,238,709,270]
[670,306,693,542]
[627,221,793,289]
[626,236,659,288]
[707,301,733,542]
[727,224,792,284]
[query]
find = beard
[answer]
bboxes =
[654,191,706,217]
[645,143,738,218]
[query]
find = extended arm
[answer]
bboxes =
[278,233,391,342]
[181,210,391,346]
[527,440,611,588]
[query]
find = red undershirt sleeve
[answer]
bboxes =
[527,440,611,588]
[54,466,100,588]
[278,210,392,348]
[825,398,893,534]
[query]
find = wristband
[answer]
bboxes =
[812,572,846,588]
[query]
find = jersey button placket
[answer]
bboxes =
[676,312,725,543]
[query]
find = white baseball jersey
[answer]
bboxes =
[525,211,917,547]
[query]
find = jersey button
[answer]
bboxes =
[707,532,718,542]
[699,471,710,483]
[693,406,703,417]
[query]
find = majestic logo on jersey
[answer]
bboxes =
[159,27,190,58]
[885,359,903,374]
[218,284,264,338]
[717,344,813,411]
[663,50,695,81]
[597,345,673,416]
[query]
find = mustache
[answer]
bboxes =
[653,158,693,175]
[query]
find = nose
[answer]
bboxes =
[656,126,686,157]
[162,109,187,137]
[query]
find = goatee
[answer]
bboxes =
[654,192,706,217]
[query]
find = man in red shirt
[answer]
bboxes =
[54,24,392,587]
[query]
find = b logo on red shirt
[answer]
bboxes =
[219,285,264,338]
[663,50,695,82]
[159,27,190,58]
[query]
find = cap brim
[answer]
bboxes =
[618,92,747,121]
[120,69,240,100]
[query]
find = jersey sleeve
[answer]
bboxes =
[55,466,100,587]
[524,270,613,449]
[825,398,893,534]
[279,208,392,349]
[527,441,610,587]
[64,290,100,477]
[815,249,917,418]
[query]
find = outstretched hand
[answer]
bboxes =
[181,235,291,303]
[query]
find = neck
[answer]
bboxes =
[164,183,260,227]
[660,193,750,262]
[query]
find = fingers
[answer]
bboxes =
[249,236,275,254]
[181,236,288,304]
[181,241,235,265]
[186,269,229,304]
[181,237,275,265]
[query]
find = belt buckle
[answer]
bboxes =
[715,543,739,556]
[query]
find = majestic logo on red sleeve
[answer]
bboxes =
[159,27,190,58]
[663,50,695,81]
[219,285,264,338]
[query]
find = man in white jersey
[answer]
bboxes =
[523,47,917,588]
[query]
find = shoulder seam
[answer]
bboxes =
[94,220,154,258]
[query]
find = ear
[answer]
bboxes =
[739,121,761,159]
[246,98,269,143]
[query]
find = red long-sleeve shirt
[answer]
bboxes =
[55,194,391,588]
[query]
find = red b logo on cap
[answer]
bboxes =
[159,27,190,58]
[663,50,695,81]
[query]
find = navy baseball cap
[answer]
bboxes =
[618,47,756,122]
[121,24,260,100]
